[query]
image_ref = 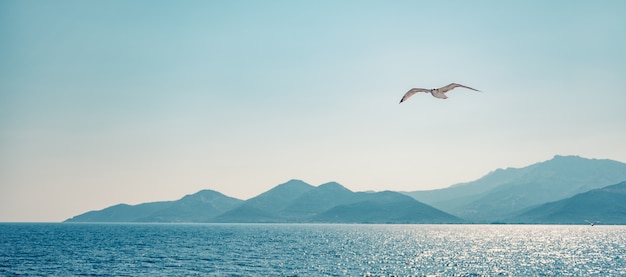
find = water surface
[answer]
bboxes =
[1,223,624,276]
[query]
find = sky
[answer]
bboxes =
[1,1,625,222]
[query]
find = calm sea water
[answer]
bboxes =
[1,223,625,276]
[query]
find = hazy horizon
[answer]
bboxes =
[2,1,626,222]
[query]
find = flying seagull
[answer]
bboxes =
[399,83,480,103]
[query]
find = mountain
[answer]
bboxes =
[313,191,464,223]
[404,155,626,222]
[214,179,461,223]
[280,183,463,223]
[280,182,355,219]
[137,190,243,222]
[64,201,172,223]
[509,181,626,224]
[66,179,461,224]
[64,190,243,223]
[214,179,314,222]
[66,154,626,224]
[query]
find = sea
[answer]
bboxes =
[1,223,625,276]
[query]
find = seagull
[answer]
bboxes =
[399,83,480,103]
[585,220,600,226]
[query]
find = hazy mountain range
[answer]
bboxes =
[66,155,626,224]
[66,180,462,224]
[510,181,626,224]
[404,155,626,223]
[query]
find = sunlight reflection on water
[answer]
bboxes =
[1,223,625,276]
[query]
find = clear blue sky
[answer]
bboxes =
[1,1,625,222]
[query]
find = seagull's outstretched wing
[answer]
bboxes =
[399,88,429,103]
[440,83,480,93]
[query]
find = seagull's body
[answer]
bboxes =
[399,83,480,103]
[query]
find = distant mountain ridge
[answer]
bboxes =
[214,180,462,223]
[65,190,243,223]
[66,155,626,224]
[66,180,462,224]
[313,191,460,223]
[509,181,626,224]
[404,155,626,222]
[137,190,243,222]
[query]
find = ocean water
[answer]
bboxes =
[1,223,625,276]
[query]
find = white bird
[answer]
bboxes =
[399,83,480,103]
